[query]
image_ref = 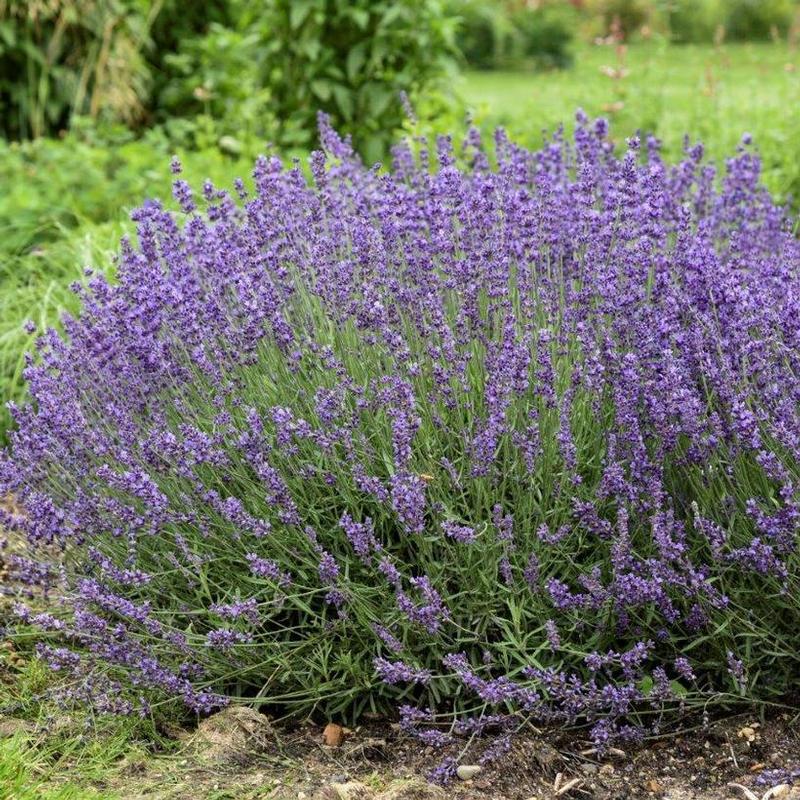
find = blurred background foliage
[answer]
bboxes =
[0,0,460,155]
[2,0,800,437]
[2,1,800,149]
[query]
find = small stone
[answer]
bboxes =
[456,764,482,781]
[599,764,615,776]
[323,722,345,747]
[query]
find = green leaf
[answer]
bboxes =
[361,83,393,118]
[349,8,370,30]
[289,0,315,31]
[378,4,407,28]
[670,680,688,698]
[300,37,321,61]
[0,21,16,47]
[346,43,367,83]
[332,84,354,121]
[310,79,332,102]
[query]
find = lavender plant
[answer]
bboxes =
[3,114,800,756]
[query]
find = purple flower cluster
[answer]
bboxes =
[4,114,800,749]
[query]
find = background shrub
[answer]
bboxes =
[0,0,456,161]
[723,0,795,41]
[254,0,458,161]
[154,17,276,152]
[588,0,650,38]
[666,0,718,44]
[448,0,507,70]
[450,0,574,70]
[0,0,155,140]
[6,118,800,761]
[510,3,576,69]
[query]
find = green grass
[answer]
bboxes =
[456,41,800,202]
[0,655,167,800]
[0,736,116,800]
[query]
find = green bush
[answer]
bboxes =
[590,0,650,38]
[254,0,458,161]
[451,0,574,71]
[666,0,718,44]
[666,0,796,43]
[0,0,156,140]
[155,21,275,152]
[450,0,504,69]
[511,4,575,69]
[723,0,794,41]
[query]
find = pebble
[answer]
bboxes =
[456,764,482,781]
[323,722,345,747]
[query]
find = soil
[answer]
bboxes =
[5,704,794,800]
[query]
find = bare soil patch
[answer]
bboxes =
[16,706,793,800]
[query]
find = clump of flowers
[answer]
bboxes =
[3,113,800,759]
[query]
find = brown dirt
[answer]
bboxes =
[22,706,793,800]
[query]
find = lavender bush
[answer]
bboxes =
[3,114,800,754]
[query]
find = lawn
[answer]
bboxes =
[458,41,800,202]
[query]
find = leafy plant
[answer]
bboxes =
[0,0,159,140]
[723,0,795,41]
[155,19,276,152]
[449,0,574,71]
[510,3,576,69]
[666,0,718,44]
[6,116,800,776]
[448,0,511,69]
[589,0,650,38]
[254,0,459,161]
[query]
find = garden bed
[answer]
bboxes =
[3,699,800,799]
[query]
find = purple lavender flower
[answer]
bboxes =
[4,112,799,751]
[441,520,477,544]
[374,656,432,686]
